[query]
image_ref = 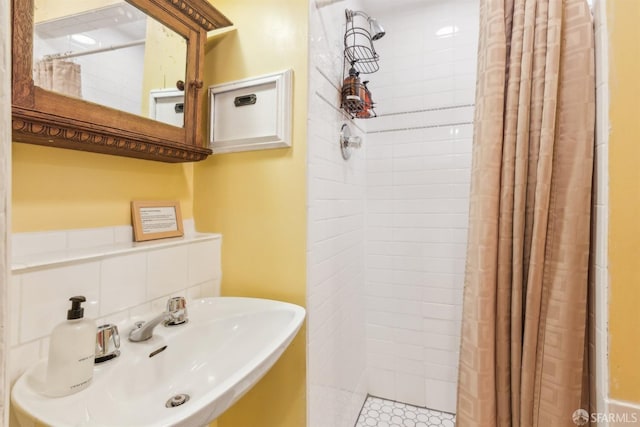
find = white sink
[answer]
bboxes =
[11,297,306,427]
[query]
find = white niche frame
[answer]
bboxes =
[208,69,293,153]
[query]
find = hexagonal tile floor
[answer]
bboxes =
[355,396,455,427]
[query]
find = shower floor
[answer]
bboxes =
[355,396,455,427]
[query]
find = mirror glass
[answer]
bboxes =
[32,0,187,127]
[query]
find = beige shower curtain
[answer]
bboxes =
[456,0,595,426]
[34,59,82,98]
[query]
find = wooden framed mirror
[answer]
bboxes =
[12,0,232,163]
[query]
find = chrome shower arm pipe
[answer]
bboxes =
[345,9,369,22]
[345,9,386,41]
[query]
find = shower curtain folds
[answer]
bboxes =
[456,0,595,426]
[34,59,82,98]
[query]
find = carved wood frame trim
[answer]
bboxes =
[166,0,231,31]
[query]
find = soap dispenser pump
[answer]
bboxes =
[45,296,97,397]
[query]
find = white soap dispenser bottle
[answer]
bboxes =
[45,296,97,397]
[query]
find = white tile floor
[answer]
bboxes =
[355,396,455,427]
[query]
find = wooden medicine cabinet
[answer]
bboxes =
[12,0,232,162]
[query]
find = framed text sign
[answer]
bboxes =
[131,201,184,242]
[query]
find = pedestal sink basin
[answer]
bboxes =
[11,297,306,427]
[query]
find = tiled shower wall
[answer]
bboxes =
[363,0,479,413]
[306,0,368,426]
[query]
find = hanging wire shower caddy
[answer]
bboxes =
[343,15,380,74]
[340,9,383,119]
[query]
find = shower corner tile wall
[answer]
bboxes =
[8,224,222,386]
[306,1,368,426]
[363,0,479,414]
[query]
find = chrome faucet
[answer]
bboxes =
[95,323,121,363]
[128,297,188,342]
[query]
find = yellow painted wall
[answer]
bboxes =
[16,1,195,232]
[140,17,187,116]
[607,0,640,403]
[34,0,121,22]
[193,0,308,426]
[12,144,193,231]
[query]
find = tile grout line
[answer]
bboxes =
[368,121,474,135]
[376,104,475,118]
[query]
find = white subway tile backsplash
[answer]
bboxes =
[187,239,222,286]
[95,309,129,332]
[67,227,115,250]
[9,341,41,384]
[9,229,222,386]
[19,262,101,342]
[146,246,189,300]
[113,225,134,243]
[100,253,147,315]
[128,301,154,323]
[12,231,67,258]
[10,274,21,347]
[150,294,173,314]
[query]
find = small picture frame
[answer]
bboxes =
[131,201,184,242]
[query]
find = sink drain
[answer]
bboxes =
[166,394,190,408]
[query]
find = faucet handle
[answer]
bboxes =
[95,323,120,363]
[165,296,188,326]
